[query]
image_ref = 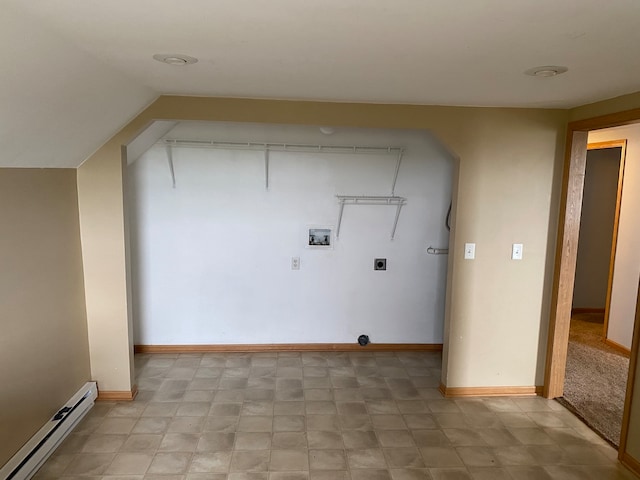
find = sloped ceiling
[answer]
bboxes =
[2,0,640,167]
[0,4,156,167]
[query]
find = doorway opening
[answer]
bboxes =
[560,140,628,447]
[545,111,640,466]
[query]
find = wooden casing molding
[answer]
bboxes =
[135,343,443,354]
[618,281,640,460]
[545,109,639,399]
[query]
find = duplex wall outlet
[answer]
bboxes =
[291,257,300,270]
[512,243,523,260]
[464,243,475,260]
[374,258,387,271]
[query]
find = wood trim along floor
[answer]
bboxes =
[605,338,632,357]
[570,307,605,315]
[134,343,443,354]
[620,451,640,478]
[439,383,543,398]
[97,385,138,402]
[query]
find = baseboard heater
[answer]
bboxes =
[0,382,97,480]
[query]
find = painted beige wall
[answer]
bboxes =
[0,169,90,467]
[77,96,567,392]
[572,148,620,309]
[570,91,640,122]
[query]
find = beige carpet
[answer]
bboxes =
[560,312,629,447]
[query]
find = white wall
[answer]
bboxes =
[589,125,640,349]
[127,122,453,345]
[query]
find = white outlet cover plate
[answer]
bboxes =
[464,243,475,260]
[512,243,523,260]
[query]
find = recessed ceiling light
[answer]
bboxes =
[153,54,198,66]
[524,65,568,77]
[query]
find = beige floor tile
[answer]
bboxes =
[383,447,425,468]
[33,453,75,478]
[64,453,115,476]
[189,451,232,473]
[419,447,463,467]
[395,401,427,414]
[132,417,171,434]
[506,465,553,479]
[270,449,309,470]
[147,452,192,474]
[308,449,347,470]
[274,401,305,415]
[168,417,206,433]
[389,469,432,479]
[231,450,271,471]
[339,414,373,430]
[442,429,487,446]
[236,432,272,450]
[210,402,242,416]
[412,429,450,447]
[243,401,275,416]
[238,415,273,432]
[197,432,235,451]
[97,418,137,435]
[403,414,437,430]
[81,434,127,453]
[120,433,162,452]
[378,430,415,447]
[306,430,342,449]
[158,433,200,452]
[372,415,407,430]
[104,452,153,475]
[429,467,472,479]
[177,402,212,417]
[347,448,387,469]
[35,352,630,480]
[269,471,309,479]
[342,430,379,449]
[308,470,349,480]
[508,427,555,445]
[274,415,306,432]
[454,446,499,467]
[272,432,308,449]
[350,469,392,480]
[306,414,340,431]
[467,466,512,480]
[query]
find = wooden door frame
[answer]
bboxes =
[583,140,627,345]
[544,107,640,463]
[544,107,640,399]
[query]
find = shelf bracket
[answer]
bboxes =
[265,148,270,190]
[166,145,176,188]
[391,149,404,196]
[335,195,407,240]
[391,203,404,240]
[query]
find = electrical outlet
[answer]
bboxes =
[464,243,475,260]
[291,257,300,270]
[512,243,523,260]
[374,258,387,271]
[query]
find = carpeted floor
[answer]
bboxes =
[560,312,630,447]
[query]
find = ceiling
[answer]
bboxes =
[2,0,640,167]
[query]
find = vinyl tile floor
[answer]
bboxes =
[34,351,637,479]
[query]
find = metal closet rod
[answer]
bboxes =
[163,139,404,155]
